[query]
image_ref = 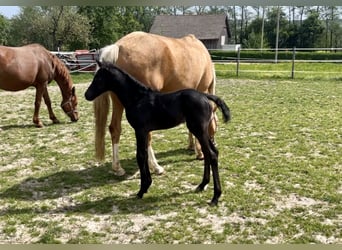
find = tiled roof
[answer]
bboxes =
[149,14,230,40]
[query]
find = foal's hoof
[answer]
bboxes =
[52,119,60,124]
[136,191,144,199]
[195,185,204,193]
[208,200,219,206]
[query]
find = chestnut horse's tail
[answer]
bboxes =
[93,44,120,161]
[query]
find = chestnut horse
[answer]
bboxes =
[94,31,217,176]
[0,44,79,127]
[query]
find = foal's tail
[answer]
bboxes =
[205,94,231,123]
[93,43,120,161]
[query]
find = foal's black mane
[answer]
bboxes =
[102,61,154,94]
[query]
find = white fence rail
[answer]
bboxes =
[211,47,342,79]
[51,50,98,73]
[53,48,342,79]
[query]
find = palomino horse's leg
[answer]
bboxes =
[192,111,218,160]
[188,132,195,151]
[42,85,60,124]
[188,132,204,160]
[108,93,126,176]
[147,132,165,175]
[109,93,164,177]
[33,84,45,127]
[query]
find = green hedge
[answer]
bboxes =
[210,50,342,61]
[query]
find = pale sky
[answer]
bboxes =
[0,6,20,18]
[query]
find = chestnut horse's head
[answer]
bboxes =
[61,86,79,122]
[51,53,79,122]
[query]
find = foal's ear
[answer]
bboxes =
[96,59,102,68]
[72,86,76,95]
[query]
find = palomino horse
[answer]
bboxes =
[0,44,79,127]
[85,61,230,205]
[94,31,217,176]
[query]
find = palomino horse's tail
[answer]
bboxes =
[93,44,120,161]
[205,94,231,124]
[208,63,218,134]
[94,93,110,161]
[208,63,216,95]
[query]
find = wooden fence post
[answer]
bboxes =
[237,47,241,77]
[291,47,296,79]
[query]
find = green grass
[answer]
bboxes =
[70,72,94,84]
[216,62,342,80]
[0,66,341,243]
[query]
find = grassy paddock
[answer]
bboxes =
[0,70,341,243]
[215,62,342,80]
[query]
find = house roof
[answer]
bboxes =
[149,14,230,40]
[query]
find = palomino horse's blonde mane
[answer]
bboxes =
[99,44,120,64]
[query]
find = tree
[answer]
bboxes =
[0,14,10,45]
[323,6,341,48]
[8,7,45,46]
[42,6,91,50]
[78,6,122,49]
[78,6,157,49]
[8,6,91,50]
[246,16,269,48]
[263,7,289,48]
[232,6,238,44]
[116,7,145,35]
[298,10,324,48]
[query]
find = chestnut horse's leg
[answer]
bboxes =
[42,85,59,124]
[33,84,45,127]
[147,132,165,175]
[108,93,125,176]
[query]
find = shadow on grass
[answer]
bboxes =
[0,124,36,130]
[154,147,197,165]
[0,147,198,202]
[0,120,74,131]
[0,157,137,201]
[58,188,206,214]
[0,188,205,216]
[0,147,208,215]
